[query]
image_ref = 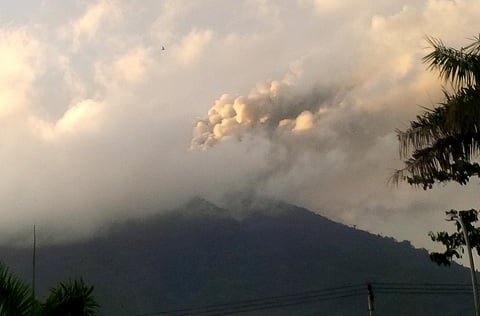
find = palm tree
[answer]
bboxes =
[42,279,99,316]
[0,262,32,316]
[393,35,480,188]
[0,262,99,316]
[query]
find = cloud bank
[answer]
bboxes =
[1,0,480,250]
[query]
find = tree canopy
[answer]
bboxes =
[429,209,480,266]
[0,262,99,316]
[393,34,480,266]
[392,35,480,189]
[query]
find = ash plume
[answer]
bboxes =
[191,79,340,149]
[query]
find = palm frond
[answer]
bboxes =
[43,278,99,316]
[397,105,449,158]
[464,34,480,54]
[0,262,33,316]
[392,133,480,188]
[445,86,480,135]
[423,36,480,88]
[395,76,480,186]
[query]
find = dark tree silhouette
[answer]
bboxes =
[429,209,480,265]
[0,262,32,316]
[392,35,480,189]
[393,35,480,263]
[0,261,99,316]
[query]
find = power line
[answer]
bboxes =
[134,284,365,316]
[168,291,363,316]
[373,281,476,287]
[373,282,476,294]
[374,282,475,288]
[133,282,478,316]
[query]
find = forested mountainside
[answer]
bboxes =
[1,199,473,315]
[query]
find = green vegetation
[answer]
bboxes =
[393,34,480,265]
[429,209,480,265]
[0,262,98,316]
[393,34,480,188]
[2,200,471,315]
[0,262,32,316]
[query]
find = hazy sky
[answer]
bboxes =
[1,0,480,251]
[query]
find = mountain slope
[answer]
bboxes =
[0,199,474,315]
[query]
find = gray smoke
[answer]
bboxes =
[192,78,348,149]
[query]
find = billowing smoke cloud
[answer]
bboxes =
[192,78,341,148]
[2,0,480,253]
[189,0,480,251]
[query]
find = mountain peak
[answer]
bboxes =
[0,198,472,316]
[178,196,231,218]
[218,195,323,220]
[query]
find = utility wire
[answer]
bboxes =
[373,282,476,293]
[373,282,475,296]
[165,291,364,316]
[134,284,365,316]
[373,281,476,287]
[134,282,478,316]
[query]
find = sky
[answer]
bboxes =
[1,0,480,253]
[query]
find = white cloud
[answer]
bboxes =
[31,99,104,140]
[293,111,314,132]
[1,0,480,252]
[69,0,122,50]
[95,46,152,90]
[303,0,350,13]
[175,29,213,67]
[0,28,43,119]
[114,48,151,83]
[150,0,192,44]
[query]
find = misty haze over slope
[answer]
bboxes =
[2,1,480,252]
[1,199,474,315]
